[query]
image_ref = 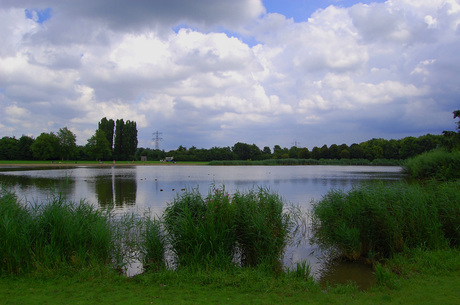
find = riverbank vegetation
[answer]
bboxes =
[312,181,459,261]
[2,110,459,163]
[0,186,296,276]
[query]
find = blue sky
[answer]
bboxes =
[264,0,386,21]
[1,0,459,150]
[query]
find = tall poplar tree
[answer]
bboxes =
[113,119,125,160]
[98,117,115,151]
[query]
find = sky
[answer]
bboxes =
[1,0,459,151]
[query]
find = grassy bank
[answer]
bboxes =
[1,248,458,304]
[209,158,400,166]
[0,160,210,167]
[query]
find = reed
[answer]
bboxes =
[311,182,458,261]
[0,191,114,274]
[403,149,460,181]
[209,158,399,166]
[163,186,293,272]
[140,216,166,271]
[233,188,292,272]
[163,187,237,269]
[0,190,33,274]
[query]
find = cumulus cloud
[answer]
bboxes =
[0,0,459,149]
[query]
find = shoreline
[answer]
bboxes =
[0,162,203,168]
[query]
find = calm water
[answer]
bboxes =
[0,165,404,287]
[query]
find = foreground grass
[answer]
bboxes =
[1,248,458,304]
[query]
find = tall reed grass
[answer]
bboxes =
[1,185,295,276]
[403,149,460,181]
[163,187,293,272]
[312,181,459,261]
[0,191,113,274]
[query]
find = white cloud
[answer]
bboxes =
[0,0,459,149]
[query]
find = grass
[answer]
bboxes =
[311,181,460,260]
[0,248,458,304]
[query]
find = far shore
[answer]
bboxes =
[0,161,209,168]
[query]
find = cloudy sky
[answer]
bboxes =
[1,0,459,151]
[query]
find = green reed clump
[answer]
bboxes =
[312,182,458,261]
[163,187,293,272]
[233,188,292,272]
[0,191,114,275]
[30,196,113,271]
[0,190,34,274]
[163,187,237,269]
[403,149,460,181]
[140,216,166,272]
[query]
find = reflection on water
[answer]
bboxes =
[0,165,404,288]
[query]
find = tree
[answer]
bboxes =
[98,117,115,151]
[349,143,364,159]
[311,146,321,160]
[320,145,329,159]
[298,147,311,159]
[57,127,77,160]
[442,110,460,150]
[123,120,138,160]
[232,142,252,160]
[328,144,339,159]
[113,119,138,160]
[30,132,60,160]
[0,136,19,160]
[113,119,125,160]
[288,146,300,158]
[86,130,112,160]
[17,135,35,160]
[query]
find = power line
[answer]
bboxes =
[152,131,163,150]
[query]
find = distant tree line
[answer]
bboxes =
[0,118,137,161]
[1,111,459,162]
[143,133,445,163]
[136,110,459,162]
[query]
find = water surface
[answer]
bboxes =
[0,164,404,286]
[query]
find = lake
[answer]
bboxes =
[0,164,404,286]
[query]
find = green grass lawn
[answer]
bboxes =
[1,249,459,305]
[1,268,458,305]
